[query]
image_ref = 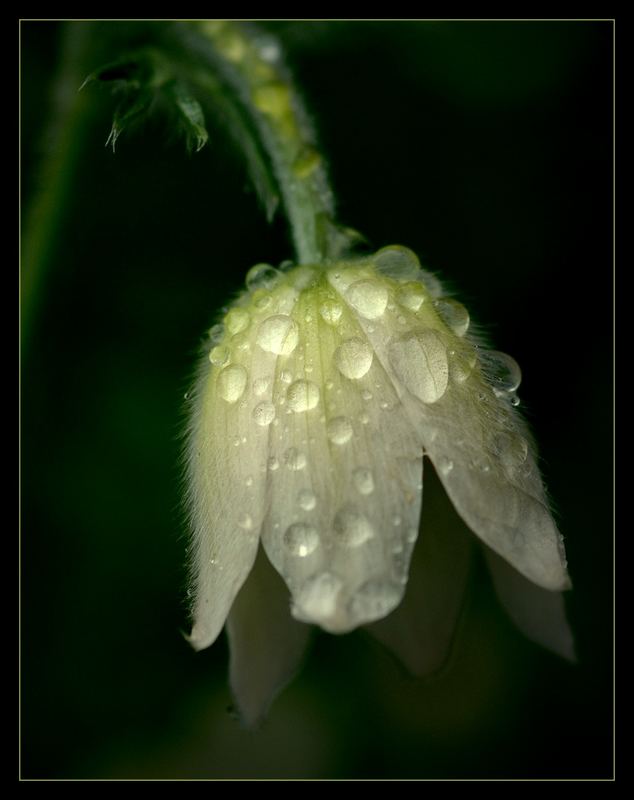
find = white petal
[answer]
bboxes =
[484,546,575,661]
[331,263,569,591]
[227,546,312,727]
[186,295,296,650]
[366,458,474,676]
[258,272,425,633]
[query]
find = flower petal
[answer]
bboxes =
[330,260,570,592]
[186,293,297,650]
[257,268,425,633]
[366,457,474,676]
[484,546,575,661]
[226,545,312,727]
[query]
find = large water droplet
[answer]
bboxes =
[346,280,388,320]
[217,364,248,403]
[485,351,522,397]
[334,338,373,380]
[388,330,449,404]
[224,307,250,335]
[319,299,343,325]
[435,298,470,337]
[397,281,426,311]
[284,522,320,557]
[419,269,444,298]
[327,416,353,445]
[256,314,299,355]
[298,488,317,511]
[287,380,320,412]
[334,508,374,547]
[246,263,283,292]
[352,467,374,495]
[252,401,276,427]
[349,579,401,621]
[374,245,421,281]
[294,572,342,620]
[284,447,307,471]
[208,345,229,366]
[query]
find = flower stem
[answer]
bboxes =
[186,22,339,265]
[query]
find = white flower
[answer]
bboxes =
[184,245,573,725]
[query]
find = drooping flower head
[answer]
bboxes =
[185,245,571,721]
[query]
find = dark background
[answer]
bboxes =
[21,21,613,779]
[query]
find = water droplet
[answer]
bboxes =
[218,364,248,403]
[287,380,320,412]
[252,401,276,427]
[396,281,426,311]
[346,280,388,320]
[484,351,522,396]
[327,416,353,445]
[319,300,343,325]
[208,345,229,366]
[334,338,373,380]
[225,307,250,335]
[438,456,454,476]
[284,522,320,557]
[435,298,470,337]
[420,269,444,298]
[510,393,521,407]
[349,579,401,620]
[246,263,283,293]
[279,369,293,384]
[256,314,299,355]
[267,456,280,471]
[388,330,449,403]
[284,447,306,471]
[208,323,225,346]
[253,377,270,396]
[374,245,421,281]
[449,348,477,384]
[359,411,370,425]
[238,513,253,530]
[353,467,374,495]
[294,572,342,620]
[334,508,374,547]
[298,488,317,511]
[361,389,373,401]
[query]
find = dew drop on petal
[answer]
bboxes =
[225,307,250,334]
[279,369,293,384]
[284,523,320,557]
[298,488,317,511]
[397,281,426,311]
[319,299,343,325]
[388,330,449,403]
[334,338,373,379]
[435,297,470,337]
[352,467,374,495]
[238,513,253,530]
[217,364,248,403]
[284,447,307,471]
[208,345,229,366]
[349,579,401,620]
[345,280,388,320]
[208,323,224,346]
[253,377,270,396]
[484,350,522,396]
[334,508,374,547]
[438,455,454,476]
[246,263,283,292]
[374,245,421,281]
[287,380,320,412]
[267,456,280,471]
[252,401,276,427]
[294,572,343,620]
[327,416,353,445]
[256,315,299,355]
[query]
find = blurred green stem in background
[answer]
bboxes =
[21,24,94,357]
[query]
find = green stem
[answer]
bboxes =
[185,21,339,265]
